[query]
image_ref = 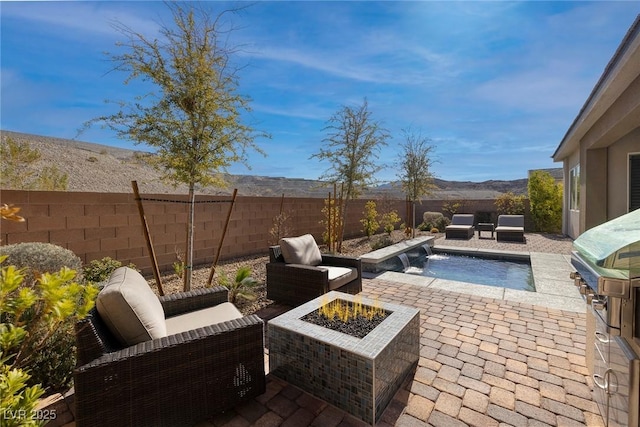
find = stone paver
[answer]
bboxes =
[199,234,604,427]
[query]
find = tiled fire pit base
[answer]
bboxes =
[268,291,420,425]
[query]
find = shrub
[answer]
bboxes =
[495,192,526,215]
[422,211,443,224]
[380,210,401,235]
[217,266,258,304]
[442,200,466,219]
[0,242,83,283]
[420,215,450,232]
[528,170,563,233]
[370,235,393,251]
[0,257,98,406]
[83,257,138,284]
[269,210,293,245]
[435,216,451,231]
[360,201,380,239]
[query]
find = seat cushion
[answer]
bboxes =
[165,302,243,336]
[279,234,322,266]
[450,214,474,226]
[317,265,358,290]
[497,215,524,227]
[495,226,524,232]
[96,267,167,346]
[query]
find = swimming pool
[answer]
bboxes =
[387,249,535,292]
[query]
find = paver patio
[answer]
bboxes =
[199,233,604,427]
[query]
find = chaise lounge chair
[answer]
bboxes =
[445,214,475,239]
[266,234,362,307]
[496,214,525,242]
[74,267,265,427]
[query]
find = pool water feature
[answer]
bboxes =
[388,247,535,292]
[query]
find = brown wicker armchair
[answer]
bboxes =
[266,244,362,307]
[74,286,265,427]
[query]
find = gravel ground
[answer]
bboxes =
[155,230,434,315]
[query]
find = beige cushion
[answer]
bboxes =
[318,265,358,290]
[165,302,243,336]
[279,234,322,266]
[96,267,167,346]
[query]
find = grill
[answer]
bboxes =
[571,210,640,427]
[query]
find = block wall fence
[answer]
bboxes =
[0,190,528,274]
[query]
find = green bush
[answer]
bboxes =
[0,242,83,282]
[370,235,393,250]
[380,210,401,235]
[495,192,526,215]
[422,211,443,224]
[528,170,563,233]
[360,201,380,239]
[419,216,450,232]
[83,257,137,284]
[1,258,97,414]
[0,245,92,393]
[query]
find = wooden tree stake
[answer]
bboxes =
[132,180,164,296]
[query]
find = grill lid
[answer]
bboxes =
[573,209,640,273]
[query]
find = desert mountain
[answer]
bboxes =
[1,130,531,199]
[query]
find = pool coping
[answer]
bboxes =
[362,245,584,313]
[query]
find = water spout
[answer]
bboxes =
[397,253,411,272]
[422,244,433,256]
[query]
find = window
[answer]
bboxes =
[570,164,580,211]
[630,154,640,212]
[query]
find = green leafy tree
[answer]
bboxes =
[360,201,380,239]
[528,170,563,233]
[397,128,436,237]
[311,98,389,251]
[83,3,267,290]
[495,192,526,215]
[0,137,68,191]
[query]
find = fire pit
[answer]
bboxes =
[268,291,420,425]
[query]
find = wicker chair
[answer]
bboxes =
[266,244,362,307]
[74,286,266,427]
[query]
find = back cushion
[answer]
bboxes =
[96,267,167,346]
[279,234,322,266]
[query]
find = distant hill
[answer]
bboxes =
[0,130,535,199]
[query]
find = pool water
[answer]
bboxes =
[397,252,535,292]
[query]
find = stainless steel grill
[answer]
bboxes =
[571,210,640,427]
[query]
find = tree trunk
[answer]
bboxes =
[184,183,195,291]
[412,201,416,238]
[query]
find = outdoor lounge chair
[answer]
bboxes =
[445,214,475,239]
[496,214,525,242]
[266,234,362,307]
[74,267,265,427]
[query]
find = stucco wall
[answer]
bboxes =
[608,127,640,218]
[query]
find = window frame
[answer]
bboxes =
[629,153,640,212]
[569,164,580,211]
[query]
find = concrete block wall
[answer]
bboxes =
[0,190,528,274]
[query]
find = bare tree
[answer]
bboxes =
[83,3,267,290]
[397,128,436,237]
[311,98,389,251]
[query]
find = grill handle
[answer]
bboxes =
[594,331,610,344]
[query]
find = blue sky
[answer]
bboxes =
[1,1,638,182]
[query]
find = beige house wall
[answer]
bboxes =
[553,16,640,237]
[609,128,640,218]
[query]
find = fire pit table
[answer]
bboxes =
[268,291,420,425]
